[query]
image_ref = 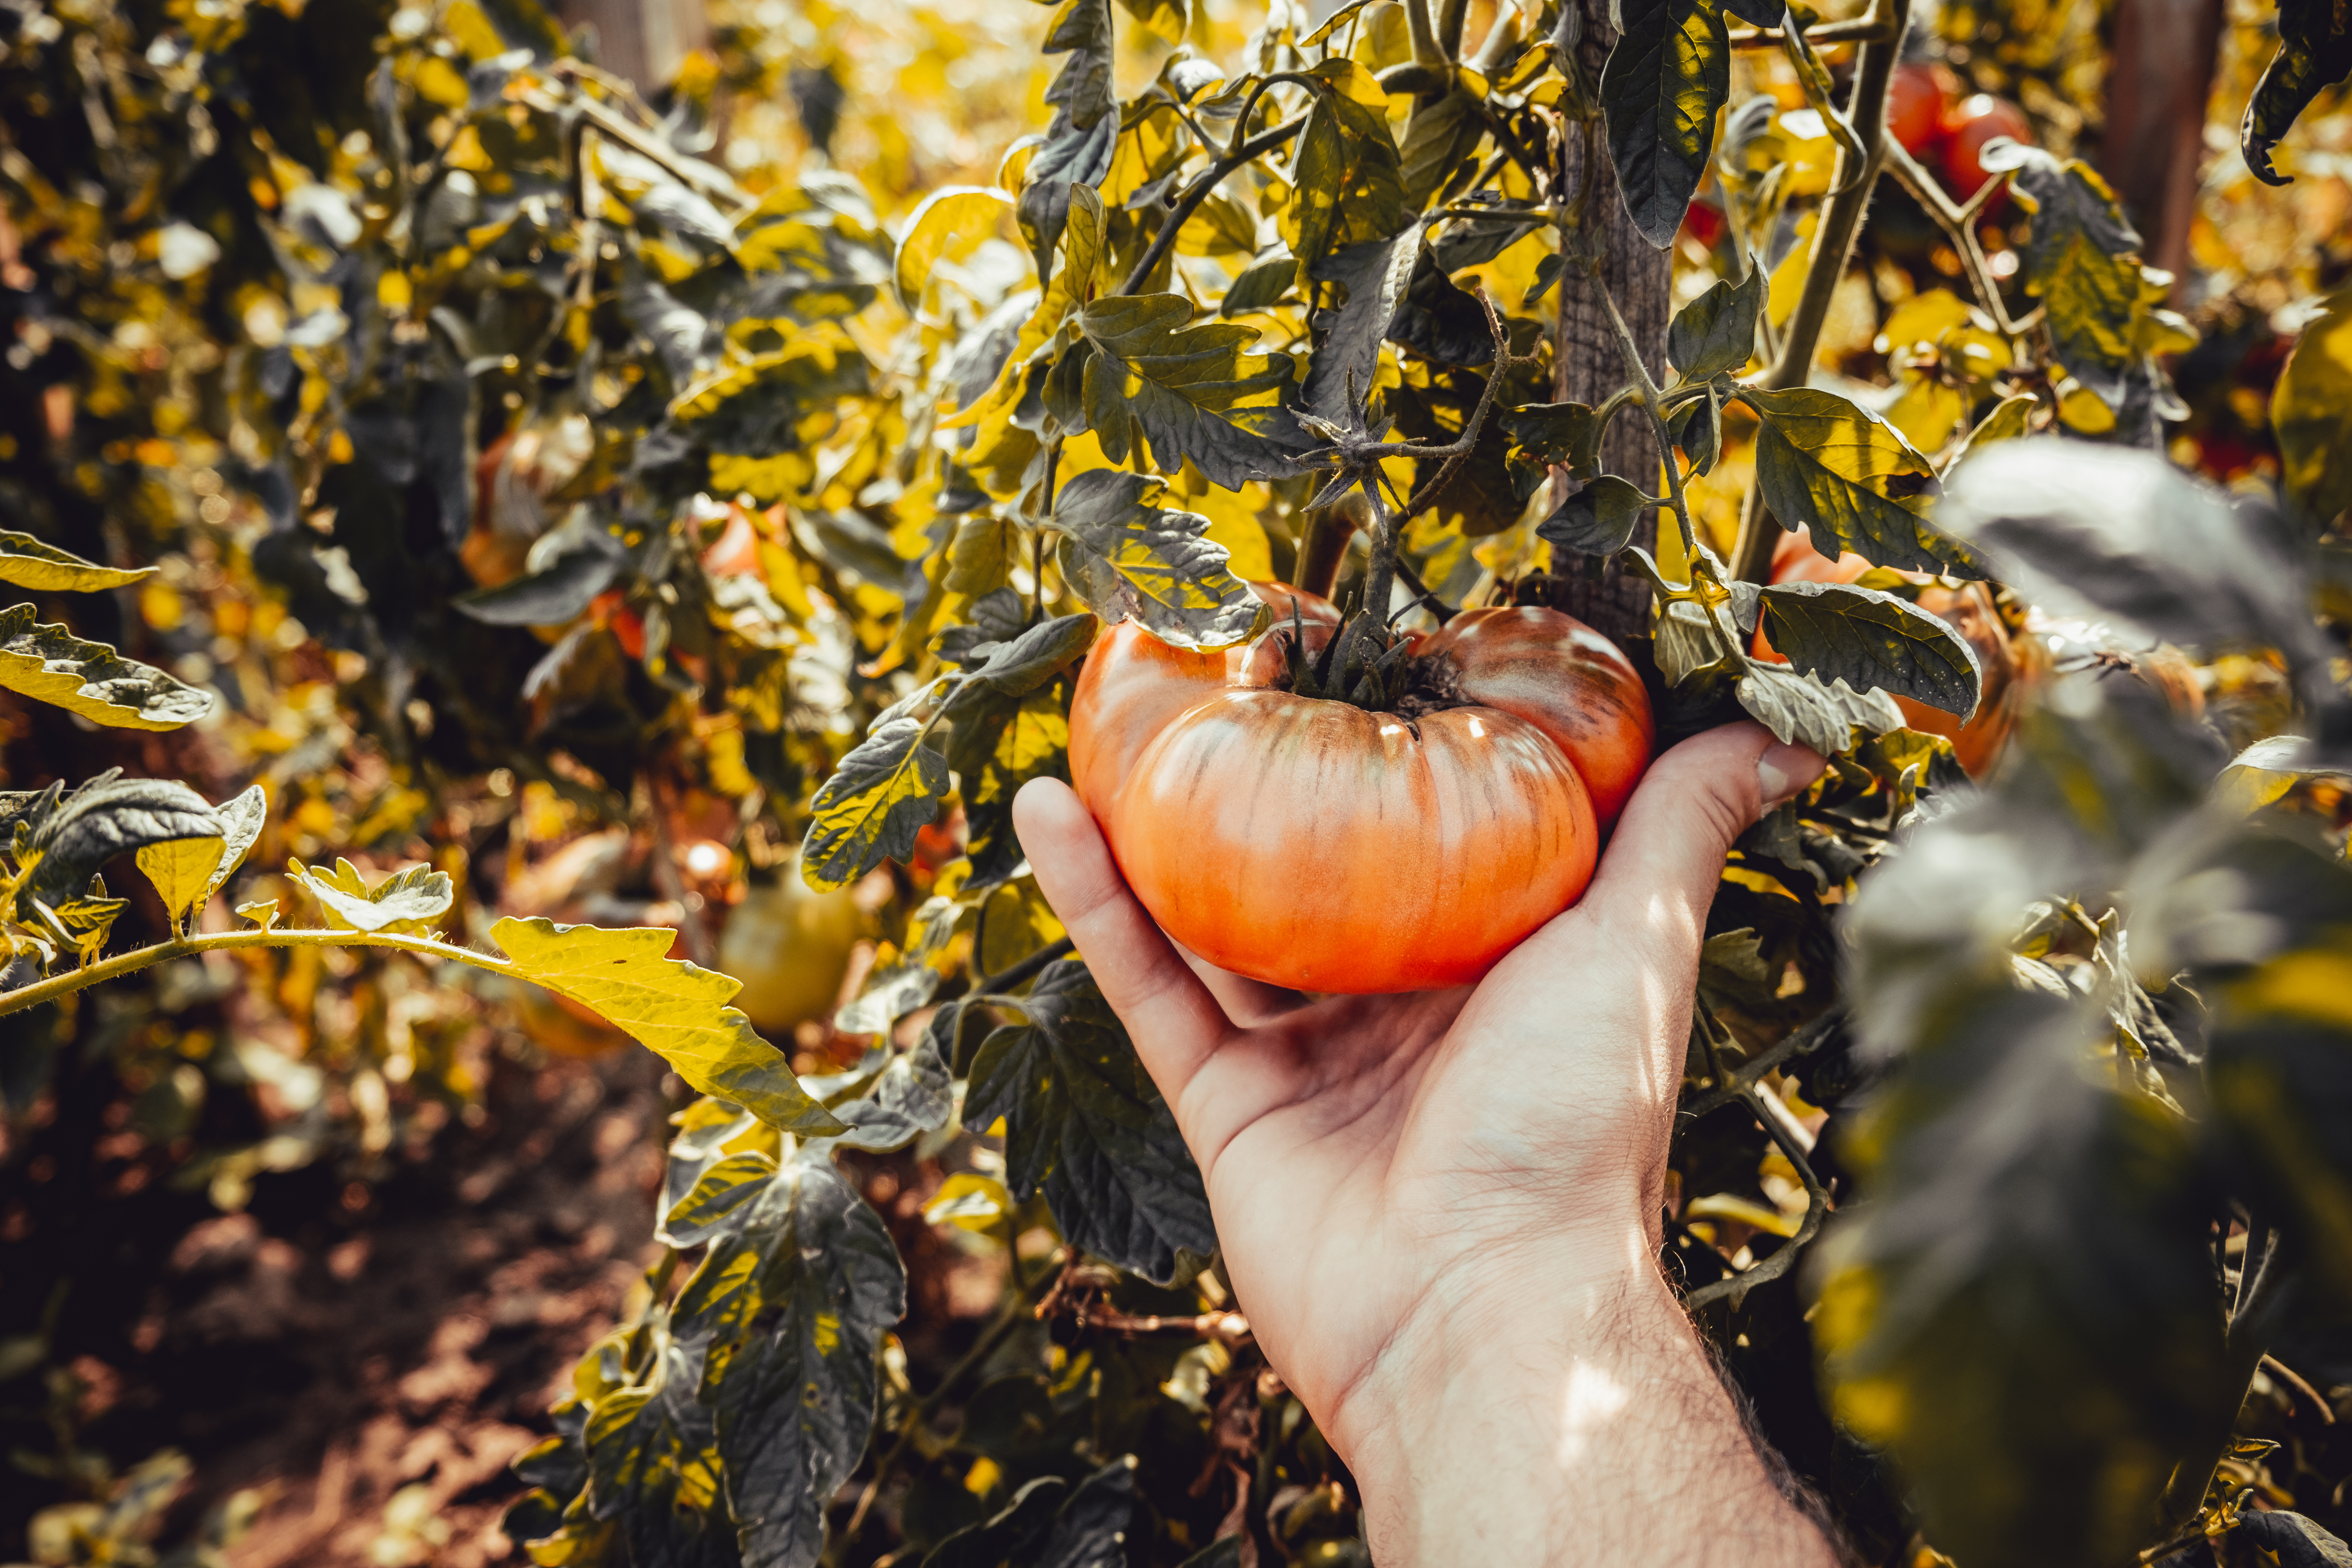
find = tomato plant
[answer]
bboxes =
[5,0,2352,1566]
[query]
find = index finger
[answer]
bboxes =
[1012,776,1233,1096]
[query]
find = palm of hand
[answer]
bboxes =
[1012,749,1739,1446]
[1169,900,1690,1447]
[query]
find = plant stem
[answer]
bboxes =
[1118,111,1310,297]
[1726,14,1899,47]
[2155,1223,2297,1530]
[1879,138,2045,337]
[1683,1084,1831,1312]
[0,926,542,1019]
[1729,0,1909,585]
[1586,266,1704,569]
[974,936,1076,1000]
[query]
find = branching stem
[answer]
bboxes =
[1119,107,1310,297]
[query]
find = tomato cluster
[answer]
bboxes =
[1889,63,2035,208]
[1069,586,1655,994]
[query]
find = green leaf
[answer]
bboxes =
[660,1149,781,1249]
[1500,401,1602,479]
[2235,1510,2352,1566]
[1734,663,1904,755]
[488,916,847,1135]
[0,603,215,730]
[1052,468,1265,649]
[1937,440,2316,661]
[1813,989,2230,1568]
[926,1476,1070,1568]
[1759,580,1983,717]
[1280,60,1407,274]
[1537,475,1654,556]
[1398,87,1485,210]
[582,1335,737,1568]
[0,531,152,593]
[1055,295,1305,487]
[948,679,1076,893]
[1743,387,1984,576]
[674,1154,904,1568]
[135,837,227,924]
[800,714,951,893]
[2004,149,2144,406]
[2273,282,2352,524]
[1941,392,2037,473]
[18,774,221,913]
[1666,264,1765,382]
[1035,1459,1137,1568]
[1302,229,1423,420]
[452,550,625,626]
[1600,0,1732,249]
[291,859,453,934]
[1018,0,1117,282]
[963,957,1214,1283]
[831,1035,955,1152]
[1220,246,1296,317]
[2241,0,2352,185]
[958,612,1100,698]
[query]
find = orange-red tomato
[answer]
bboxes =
[1069,583,1655,995]
[1756,531,2035,778]
[1888,63,1953,156]
[1942,94,2032,206]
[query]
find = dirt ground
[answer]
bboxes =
[2,1044,672,1568]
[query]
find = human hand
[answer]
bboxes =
[1013,721,1839,1565]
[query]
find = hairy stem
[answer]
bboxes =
[1880,138,2044,338]
[1730,0,1907,587]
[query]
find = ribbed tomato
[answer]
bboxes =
[1068,583,1654,994]
[1756,530,2038,778]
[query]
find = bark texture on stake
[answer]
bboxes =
[1547,0,1672,646]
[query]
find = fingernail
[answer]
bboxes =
[1757,741,1826,806]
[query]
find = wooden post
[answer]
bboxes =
[557,0,707,93]
[1547,0,1672,644]
[2100,0,2224,287]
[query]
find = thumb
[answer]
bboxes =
[1581,722,1823,951]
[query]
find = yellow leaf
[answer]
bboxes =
[136,836,225,922]
[893,186,1016,308]
[0,605,213,730]
[290,858,453,933]
[487,917,845,1134]
[2275,283,2352,524]
[0,530,153,593]
[923,1171,1015,1232]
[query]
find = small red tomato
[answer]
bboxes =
[1680,198,1726,252]
[1887,63,1952,156]
[1942,95,2032,207]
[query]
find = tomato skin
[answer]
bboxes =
[1756,531,2030,778]
[1067,582,1341,824]
[1070,591,1648,994]
[1417,607,1655,830]
[1888,63,1952,156]
[1942,94,2032,204]
[1109,691,1597,994]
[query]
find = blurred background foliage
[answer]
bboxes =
[1,0,2351,1564]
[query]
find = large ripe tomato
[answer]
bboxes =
[1069,583,1655,994]
[1942,94,2032,206]
[1888,63,1952,157]
[1755,531,2037,778]
[718,858,865,1035]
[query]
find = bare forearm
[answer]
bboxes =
[1328,1240,1839,1566]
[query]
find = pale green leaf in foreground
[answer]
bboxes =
[291,858,455,934]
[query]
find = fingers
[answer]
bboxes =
[1013,776,1233,1094]
[1580,723,1823,958]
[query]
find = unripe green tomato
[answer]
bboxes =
[718,859,863,1035]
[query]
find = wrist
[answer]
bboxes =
[1325,1234,1836,1566]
